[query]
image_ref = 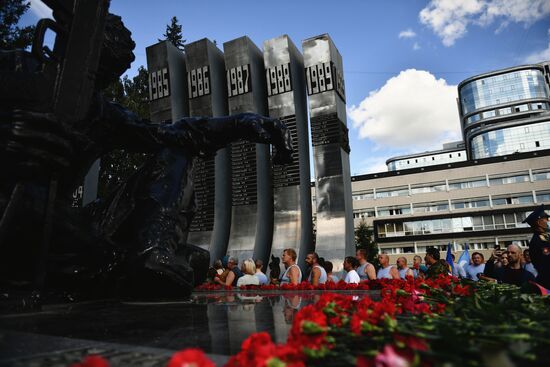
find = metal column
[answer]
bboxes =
[263,35,313,274]
[302,34,354,271]
[146,40,189,123]
[185,39,230,264]
[223,36,272,265]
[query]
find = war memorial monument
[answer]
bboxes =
[1,1,550,366]
[0,0,354,364]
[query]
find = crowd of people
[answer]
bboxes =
[205,205,550,290]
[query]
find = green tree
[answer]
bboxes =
[160,16,185,50]
[0,0,35,50]
[122,66,150,119]
[98,66,150,198]
[355,220,380,269]
[102,78,125,104]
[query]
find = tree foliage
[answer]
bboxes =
[122,66,150,119]
[160,16,185,50]
[0,0,35,50]
[98,66,151,198]
[355,220,380,269]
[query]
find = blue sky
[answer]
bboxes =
[22,0,550,175]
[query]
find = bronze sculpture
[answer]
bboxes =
[0,3,292,303]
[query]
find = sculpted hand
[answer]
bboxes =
[1,109,77,175]
[235,113,293,165]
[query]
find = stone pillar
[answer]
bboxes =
[302,34,354,271]
[146,40,189,123]
[185,39,230,264]
[223,36,273,265]
[263,35,313,274]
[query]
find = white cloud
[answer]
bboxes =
[413,42,421,50]
[29,0,53,19]
[524,28,550,63]
[480,0,550,25]
[355,156,389,175]
[348,69,461,151]
[420,0,550,46]
[398,29,417,39]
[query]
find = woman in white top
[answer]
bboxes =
[236,258,260,287]
[280,248,302,285]
[377,254,400,279]
[343,256,360,284]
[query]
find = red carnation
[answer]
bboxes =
[70,355,110,367]
[168,349,215,367]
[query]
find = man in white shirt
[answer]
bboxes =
[343,256,360,284]
[465,252,485,281]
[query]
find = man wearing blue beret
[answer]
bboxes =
[523,205,550,288]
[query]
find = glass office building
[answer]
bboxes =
[470,120,550,158]
[321,61,550,262]
[458,63,550,159]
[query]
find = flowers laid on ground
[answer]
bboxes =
[71,275,550,366]
[70,355,110,367]
[167,349,216,367]
[195,279,384,291]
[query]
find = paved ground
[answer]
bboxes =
[0,290,378,366]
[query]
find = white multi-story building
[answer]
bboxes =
[313,61,550,262]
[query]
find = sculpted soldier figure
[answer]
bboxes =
[0,12,292,301]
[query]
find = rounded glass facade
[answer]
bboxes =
[470,120,550,158]
[460,69,548,115]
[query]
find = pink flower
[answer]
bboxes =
[374,345,411,367]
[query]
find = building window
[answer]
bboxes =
[451,197,490,210]
[492,193,534,206]
[377,205,412,217]
[482,110,496,118]
[376,212,530,239]
[515,104,529,112]
[375,187,409,199]
[537,191,550,203]
[448,177,487,190]
[470,121,550,159]
[499,107,512,115]
[466,114,481,124]
[489,173,529,186]
[413,201,449,213]
[353,190,374,201]
[533,169,550,181]
[353,210,376,219]
[459,69,548,115]
[410,182,446,194]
